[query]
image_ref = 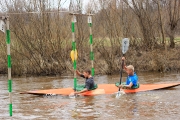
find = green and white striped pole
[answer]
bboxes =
[0,16,12,116]
[6,17,12,117]
[88,15,94,76]
[71,15,77,89]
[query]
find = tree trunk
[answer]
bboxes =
[170,35,175,48]
[157,0,166,48]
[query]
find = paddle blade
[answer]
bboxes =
[69,92,76,99]
[122,38,129,54]
[116,91,121,98]
[0,20,6,33]
[115,90,125,98]
[70,49,78,61]
[69,92,82,99]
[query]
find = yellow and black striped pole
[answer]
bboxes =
[88,15,94,76]
[6,17,12,116]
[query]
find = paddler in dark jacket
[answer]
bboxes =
[74,69,95,94]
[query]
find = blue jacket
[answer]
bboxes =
[126,72,138,87]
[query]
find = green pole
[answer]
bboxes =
[6,16,12,116]
[88,15,94,76]
[72,15,77,89]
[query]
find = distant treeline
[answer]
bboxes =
[0,0,180,76]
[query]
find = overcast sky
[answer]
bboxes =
[59,0,89,10]
[0,0,91,13]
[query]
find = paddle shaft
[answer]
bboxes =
[118,55,125,91]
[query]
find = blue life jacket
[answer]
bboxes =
[126,72,138,87]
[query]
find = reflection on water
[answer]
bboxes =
[0,72,180,119]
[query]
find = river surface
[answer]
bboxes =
[0,72,180,120]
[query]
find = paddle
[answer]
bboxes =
[116,38,129,98]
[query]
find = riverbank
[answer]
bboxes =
[0,46,179,76]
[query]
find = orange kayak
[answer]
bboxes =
[21,82,180,96]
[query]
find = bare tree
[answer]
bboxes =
[154,0,166,50]
[123,0,159,50]
[0,0,179,75]
[165,0,180,48]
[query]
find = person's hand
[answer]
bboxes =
[76,70,80,75]
[122,57,125,61]
[74,91,80,95]
[118,85,123,88]
[118,85,126,89]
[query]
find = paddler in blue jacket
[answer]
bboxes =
[117,57,139,89]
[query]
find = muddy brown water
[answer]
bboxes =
[0,72,180,120]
